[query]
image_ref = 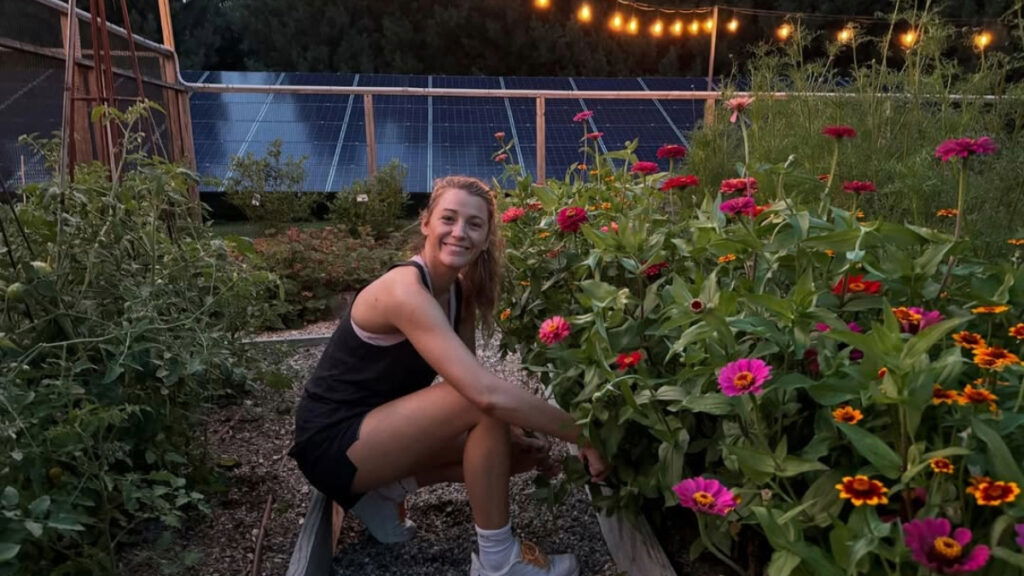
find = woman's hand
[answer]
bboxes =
[578,444,610,483]
[511,427,559,478]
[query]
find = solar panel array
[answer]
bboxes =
[186,72,712,193]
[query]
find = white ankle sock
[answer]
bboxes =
[476,522,516,573]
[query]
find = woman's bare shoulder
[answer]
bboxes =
[351,265,428,332]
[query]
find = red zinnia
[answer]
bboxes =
[719,177,758,196]
[822,125,857,139]
[832,274,882,295]
[556,206,588,233]
[494,153,508,163]
[585,132,604,140]
[659,175,699,191]
[842,180,877,195]
[501,206,526,223]
[643,261,669,277]
[656,144,688,159]
[615,350,643,371]
[631,161,659,175]
[935,136,998,162]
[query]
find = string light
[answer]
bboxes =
[609,11,624,31]
[577,3,592,23]
[899,29,918,49]
[650,19,664,38]
[776,23,793,41]
[688,20,701,35]
[837,25,855,44]
[973,30,992,51]
[534,0,550,10]
[702,17,714,33]
[726,18,739,33]
[671,18,684,37]
[627,15,640,35]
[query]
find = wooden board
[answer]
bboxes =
[285,489,335,576]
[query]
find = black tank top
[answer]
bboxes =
[292,259,463,447]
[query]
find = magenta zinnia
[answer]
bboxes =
[719,196,758,218]
[935,136,998,162]
[630,161,659,175]
[584,131,603,140]
[1016,524,1024,549]
[903,518,990,574]
[537,316,571,346]
[656,144,688,159]
[822,125,857,139]
[672,477,738,516]
[717,358,772,396]
[555,206,588,233]
[659,175,699,191]
[842,180,877,195]
[572,110,593,122]
[720,177,758,196]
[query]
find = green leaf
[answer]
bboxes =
[23,520,42,538]
[0,543,20,562]
[727,444,777,483]
[777,455,829,477]
[1,487,17,508]
[835,422,902,479]
[972,417,1024,485]
[765,550,801,576]
[681,394,735,415]
[27,496,49,517]
[992,548,1024,569]
[900,317,968,366]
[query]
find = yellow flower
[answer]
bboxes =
[961,384,999,411]
[931,384,966,405]
[951,331,986,350]
[967,478,1020,506]
[832,405,864,424]
[971,305,1010,314]
[973,346,1021,371]
[717,254,737,263]
[929,457,955,475]
[835,475,889,506]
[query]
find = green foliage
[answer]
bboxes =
[223,139,316,225]
[328,160,410,239]
[0,103,279,574]
[243,225,411,328]
[496,21,1024,572]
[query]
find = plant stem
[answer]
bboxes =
[936,160,968,297]
[696,515,745,576]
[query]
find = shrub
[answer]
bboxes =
[248,225,411,327]
[328,160,409,239]
[0,103,280,574]
[223,139,317,224]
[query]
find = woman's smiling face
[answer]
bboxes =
[421,187,490,271]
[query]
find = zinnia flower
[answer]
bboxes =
[961,384,998,411]
[642,261,669,278]
[600,221,619,233]
[719,177,758,195]
[935,136,998,162]
[689,299,704,313]
[725,96,754,123]
[1015,524,1024,549]
[952,331,986,350]
[831,274,882,295]
[1008,238,1024,246]
[903,518,990,574]
[973,346,1022,371]
[672,477,738,516]
[494,153,508,163]
[717,358,772,396]
[630,161,659,175]
[892,306,943,334]
[494,131,506,140]
[836,475,889,506]
[936,209,959,217]
[719,196,758,217]
[614,350,643,371]
[499,308,511,321]
[966,478,1020,506]
[537,316,571,346]
[971,305,1010,314]
[930,458,955,475]
[842,180,877,195]
[556,206,588,233]
[822,125,857,139]
[656,144,688,159]
[584,131,603,140]
[1011,324,1024,340]
[659,175,699,191]
[573,110,594,122]
[932,384,966,406]
[526,202,543,212]
[832,405,863,424]
[717,254,737,263]
[501,207,526,223]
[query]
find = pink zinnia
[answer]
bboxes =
[725,96,754,123]
[720,177,758,196]
[501,207,526,223]
[584,131,604,140]
[822,125,857,139]
[494,131,506,140]
[842,180,877,195]
[673,477,738,516]
[656,144,688,159]
[903,518,990,574]
[494,153,508,163]
[538,316,571,346]
[719,196,758,217]
[935,136,998,162]
[573,110,594,122]
[556,206,588,233]
[1016,524,1024,549]
[630,161,659,175]
[659,175,699,191]
[600,221,619,233]
[717,358,772,396]
[642,261,669,278]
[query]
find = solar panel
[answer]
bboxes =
[573,77,644,91]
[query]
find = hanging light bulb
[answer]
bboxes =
[900,28,918,48]
[837,25,855,44]
[776,23,793,41]
[534,0,551,10]
[650,19,664,38]
[627,16,639,35]
[973,30,992,51]
[702,17,714,33]
[609,11,624,31]
[671,19,684,37]
[577,3,592,23]
[688,20,701,35]
[726,18,739,33]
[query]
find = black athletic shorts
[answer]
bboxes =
[289,409,367,510]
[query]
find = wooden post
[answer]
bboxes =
[157,0,175,51]
[535,97,545,184]
[704,5,719,128]
[363,94,377,176]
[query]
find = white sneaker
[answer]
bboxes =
[470,540,579,576]
[349,490,417,544]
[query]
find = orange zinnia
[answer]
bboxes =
[967,479,1020,506]
[952,331,987,350]
[936,208,959,217]
[1009,323,1024,340]
[717,254,737,263]
[931,384,966,405]
[836,475,889,506]
[971,305,1010,314]
[961,384,999,412]
[832,405,864,424]
[929,458,955,475]
[1008,238,1024,246]
[973,346,1022,371]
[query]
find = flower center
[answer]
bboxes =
[848,282,866,292]
[692,491,716,508]
[983,484,1007,499]
[931,537,963,560]
[851,477,871,492]
[732,371,755,389]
